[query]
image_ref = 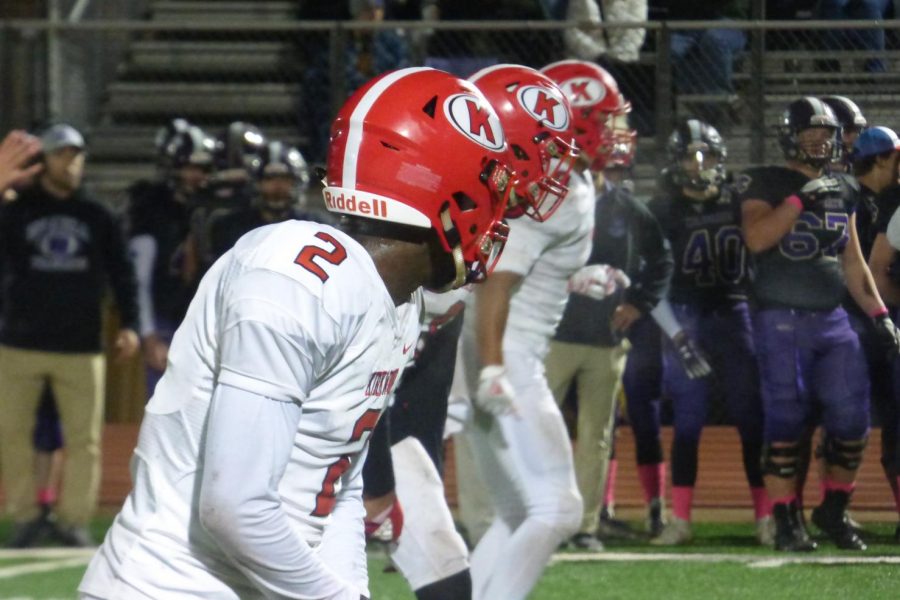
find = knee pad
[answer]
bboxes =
[761,442,800,479]
[822,436,868,471]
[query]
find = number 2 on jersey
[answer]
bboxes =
[311,409,382,517]
[295,232,347,282]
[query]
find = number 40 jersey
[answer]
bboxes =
[81,220,421,599]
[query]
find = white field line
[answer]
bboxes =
[0,556,91,579]
[552,551,900,568]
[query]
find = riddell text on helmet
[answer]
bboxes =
[324,190,389,218]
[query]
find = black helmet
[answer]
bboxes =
[257,141,310,190]
[778,97,841,167]
[216,121,266,173]
[155,120,216,171]
[821,96,867,132]
[666,119,727,193]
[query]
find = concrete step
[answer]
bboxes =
[105,81,301,118]
[150,0,297,21]
[126,40,297,75]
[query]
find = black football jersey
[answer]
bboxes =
[650,186,747,310]
[735,165,858,311]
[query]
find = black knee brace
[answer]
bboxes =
[761,442,801,479]
[822,436,868,471]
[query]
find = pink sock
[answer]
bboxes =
[637,463,663,504]
[750,486,772,519]
[671,486,693,521]
[37,487,56,506]
[604,459,618,507]
[824,479,855,494]
[771,493,797,507]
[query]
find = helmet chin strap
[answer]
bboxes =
[438,209,468,292]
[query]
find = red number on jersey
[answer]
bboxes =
[311,408,383,517]
[294,232,347,282]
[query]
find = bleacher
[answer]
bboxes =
[77,5,900,205]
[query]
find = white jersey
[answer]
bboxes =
[81,221,421,599]
[493,168,594,356]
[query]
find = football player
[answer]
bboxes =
[647,119,770,546]
[822,95,867,171]
[208,140,322,260]
[849,126,900,540]
[449,58,596,600]
[126,119,216,396]
[360,63,580,600]
[78,67,512,600]
[737,97,900,552]
[543,62,675,550]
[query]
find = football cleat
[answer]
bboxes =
[650,517,693,546]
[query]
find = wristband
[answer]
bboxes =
[784,195,804,212]
[870,306,889,319]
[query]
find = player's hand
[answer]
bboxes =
[567,264,631,300]
[114,328,141,363]
[611,303,641,333]
[672,331,712,379]
[143,332,169,372]
[475,365,517,417]
[872,313,900,361]
[0,130,42,193]
[794,175,842,210]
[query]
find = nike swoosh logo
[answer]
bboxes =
[403,342,413,354]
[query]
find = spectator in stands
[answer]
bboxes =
[298,0,409,163]
[559,0,648,64]
[818,0,891,73]
[663,1,749,127]
[0,124,140,548]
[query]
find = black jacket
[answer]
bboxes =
[0,184,138,352]
[554,180,673,347]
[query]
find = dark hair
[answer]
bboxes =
[852,150,895,178]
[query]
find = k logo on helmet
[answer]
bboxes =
[444,93,506,151]
[560,77,607,107]
[517,86,569,132]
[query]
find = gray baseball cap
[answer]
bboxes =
[40,124,85,154]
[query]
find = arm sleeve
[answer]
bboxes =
[624,200,673,313]
[199,382,359,600]
[104,209,140,331]
[317,453,369,597]
[128,234,158,337]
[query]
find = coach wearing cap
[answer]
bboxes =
[0,124,139,548]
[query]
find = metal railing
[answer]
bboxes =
[1,18,899,199]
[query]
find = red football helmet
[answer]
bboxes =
[469,64,578,222]
[326,67,513,290]
[541,60,636,171]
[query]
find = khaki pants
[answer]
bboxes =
[545,340,625,535]
[0,345,105,526]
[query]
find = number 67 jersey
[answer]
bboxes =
[82,220,421,599]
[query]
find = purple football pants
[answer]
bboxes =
[753,307,870,443]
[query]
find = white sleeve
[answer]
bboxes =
[605,0,647,62]
[128,234,157,337]
[650,298,683,339]
[563,0,607,60]
[199,382,361,600]
[888,207,900,251]
[317,453,369,597]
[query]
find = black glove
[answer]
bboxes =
[796,175,842,210]
[872,313,900,362]
[672,332,712,380]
